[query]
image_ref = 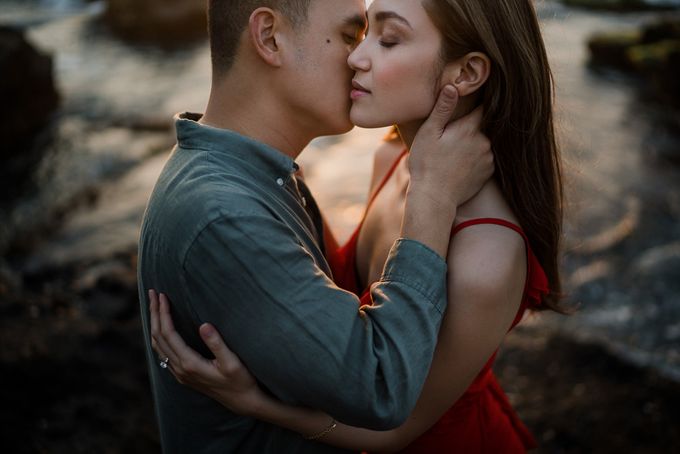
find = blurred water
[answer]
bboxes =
[532,1,680,381]
[1,1,679,379]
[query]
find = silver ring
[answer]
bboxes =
[159,357,169,369]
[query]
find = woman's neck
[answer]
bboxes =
[398,95,479,151]
[395,121,424,150]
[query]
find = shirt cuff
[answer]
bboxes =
[380,238,448,314]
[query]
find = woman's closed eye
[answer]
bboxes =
[379,37,398,48]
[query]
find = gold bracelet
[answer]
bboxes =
[304,418,337,441]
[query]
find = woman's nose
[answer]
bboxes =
[347,42,370,72]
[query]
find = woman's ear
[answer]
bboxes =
[444,52,491,97]
[248,8,286,67]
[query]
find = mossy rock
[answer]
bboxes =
[588,30,642,69]
[629,40,680,106]
[587,18,680,108]
[641,19,680,43]
[562,0,678,11]
[627,39,680,70]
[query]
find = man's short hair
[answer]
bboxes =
[208,0,311,75]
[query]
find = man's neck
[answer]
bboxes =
[200,78,312,160]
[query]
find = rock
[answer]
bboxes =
[587,19,680,108]
[628,40,680,104]
[588,30,642,70]
[103,0,207,47]
[0,26,59,203]
[641,18,680,43]
[562,0,679,11]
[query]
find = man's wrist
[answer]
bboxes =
[401,193,456,258]
[405,183,459,220]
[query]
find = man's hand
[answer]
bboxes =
[401,86,493,257]
[409,85,493,213]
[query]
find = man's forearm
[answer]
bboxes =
[184,217,449,430]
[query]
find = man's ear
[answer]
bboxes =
[443,52,491,97]
[248,8,286,67]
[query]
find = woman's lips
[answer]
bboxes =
[351,80,370,100]
[351,89,369,100]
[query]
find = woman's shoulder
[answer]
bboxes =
[447,180,527,295]
[454,180,519,228]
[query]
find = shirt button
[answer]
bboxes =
[301,196,307,207]
[276,178,284,186]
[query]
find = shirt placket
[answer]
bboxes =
[278,174,321,247]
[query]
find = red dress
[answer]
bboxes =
[326,151,547,453]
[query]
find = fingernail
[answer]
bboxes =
[443,85,456,97]
[201,323,215,338]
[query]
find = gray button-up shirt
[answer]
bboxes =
[138,113,448,453]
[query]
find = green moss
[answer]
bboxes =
[562,0,677,11]
[588,30,643,69]
[627,40,680,70]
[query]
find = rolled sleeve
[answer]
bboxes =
[379,238,448,314]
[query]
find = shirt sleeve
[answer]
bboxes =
[181,209,448,430]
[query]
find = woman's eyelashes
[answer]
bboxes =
[378,34,399,48]
[376,27,401,49]
[379,38,398,48]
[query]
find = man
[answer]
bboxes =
[137,0,492,452]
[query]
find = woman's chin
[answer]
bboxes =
[349,111,392,130]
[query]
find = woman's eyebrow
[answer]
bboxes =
[373,10,413,30]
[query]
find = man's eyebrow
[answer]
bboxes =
[344,13,368,31]
[374,11,413,29]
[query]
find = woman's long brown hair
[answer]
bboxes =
[423,0,565,312]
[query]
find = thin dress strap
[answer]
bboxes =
[363,149,408,217]
[452,217,527,243]
[345,149,408,295]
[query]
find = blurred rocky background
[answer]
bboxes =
[0,0,679,452]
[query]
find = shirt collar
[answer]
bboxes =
[174,112,298,181]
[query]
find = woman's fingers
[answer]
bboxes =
[149,289,160,344]
[149,289,170,359]
[149,290,241,387]
[150,291,181,370]
[199,323,258,393]
[158,294,224,382]
[199,323,245,375]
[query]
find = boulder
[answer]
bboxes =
[562,0,679,12]
[629,41,680,106]
[587,19,680,108]
[0,26,59,203]
[588,30,642,70]
[103,0,207,47]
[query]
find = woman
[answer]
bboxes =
[151,0,564,451]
